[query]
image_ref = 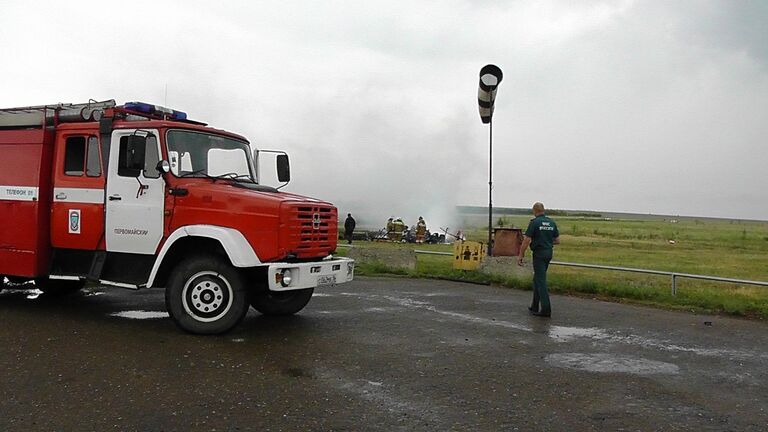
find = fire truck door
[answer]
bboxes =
[105,129,164,254]
[51,133,106,250]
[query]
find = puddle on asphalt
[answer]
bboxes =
[548,326,752,359]
[549,326,608,342]
[25,289,43,300]
[110,310,169,320]
[400,291,461,298]
[546,353,679,375]
[0,287,43,299]
[477,298,514,305]
[313,310,355,315]
[316,367,443,424]
[338,292,760,360]
[362,307,403,313]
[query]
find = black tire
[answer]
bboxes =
[250,288,314,316]
[0,276,5,293]
[34,277,86,295]
[165,255,249,335]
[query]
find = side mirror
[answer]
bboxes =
[117,134,147,178]
[276,154,290,183]
[156,160,171,174]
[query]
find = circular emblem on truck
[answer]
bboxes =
[69,212,80,232]
[312,212,321,230]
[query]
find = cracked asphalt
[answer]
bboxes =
[1,276,767,431]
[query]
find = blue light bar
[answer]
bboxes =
[170,110,187,120]
[123,101,187,120]
[124,101,154,113]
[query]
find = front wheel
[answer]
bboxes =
[250,288,314,316]
[165,255,250,334]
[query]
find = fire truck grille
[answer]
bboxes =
[285,205,335,256]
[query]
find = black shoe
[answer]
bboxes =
[532,311,551,318]
[528,306,538,315]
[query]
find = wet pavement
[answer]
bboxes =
[1,276,767,431]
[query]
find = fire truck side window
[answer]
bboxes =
[86,136,101,177]
[64,136,86,176]
[143,135,161,179]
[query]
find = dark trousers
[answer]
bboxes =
[531,251,553,313]
[345,230,353,244]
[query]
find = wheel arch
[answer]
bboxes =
[147,225,261,288]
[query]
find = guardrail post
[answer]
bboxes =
[671,274,677,296]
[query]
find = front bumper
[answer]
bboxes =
[266,257,354,292]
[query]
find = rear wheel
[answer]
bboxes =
[34,277,86,295]
[250,288,314,316]
[165,255,249,334]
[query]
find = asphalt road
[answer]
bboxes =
[1,276,767,431]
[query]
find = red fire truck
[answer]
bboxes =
[0,100,354,334]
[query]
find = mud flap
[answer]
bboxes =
[87,251,107,281]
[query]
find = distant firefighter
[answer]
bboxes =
[386,217,395,241]
[415,216,427,244]
[393,218,405,242]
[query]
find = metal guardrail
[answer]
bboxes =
[413,249,453,256]
[344,246,768,296]
[548,261,768,296]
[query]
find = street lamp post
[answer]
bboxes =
[477,64,503,255]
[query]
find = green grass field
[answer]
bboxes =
[338,216,768,319]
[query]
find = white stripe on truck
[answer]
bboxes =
[53,187,105,204]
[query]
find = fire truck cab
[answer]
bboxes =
[0,100,354,334]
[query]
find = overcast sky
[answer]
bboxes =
[2,0,766,227]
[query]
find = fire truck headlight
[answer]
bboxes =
[280,269,293,287]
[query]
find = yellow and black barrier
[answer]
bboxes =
[453,240,486,270]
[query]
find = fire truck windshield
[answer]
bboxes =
[166,130,255,181]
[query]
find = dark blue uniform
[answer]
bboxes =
[524,214,559,314]
[344,214,356,244]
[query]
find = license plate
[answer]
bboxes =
[317,275,336,287]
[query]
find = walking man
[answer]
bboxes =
[518,202,560,317]
[344,213,356,244]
